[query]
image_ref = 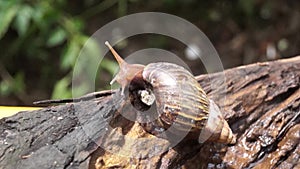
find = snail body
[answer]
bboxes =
[105,41,236,144]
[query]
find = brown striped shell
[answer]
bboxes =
[142,63,209,134]
[105,41,236,144]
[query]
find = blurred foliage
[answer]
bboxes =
[0,0,299,105]
[0,0,118,103]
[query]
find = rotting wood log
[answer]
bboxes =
[1,56,300,169]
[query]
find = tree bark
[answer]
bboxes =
[1,56,299,169]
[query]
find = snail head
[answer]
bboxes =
[105,41,145,95]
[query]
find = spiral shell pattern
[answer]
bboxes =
[142,62,236,144]
[142,63,209,133]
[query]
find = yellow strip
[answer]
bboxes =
[0,106,42,119]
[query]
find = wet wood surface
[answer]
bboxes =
[0,56,299,169]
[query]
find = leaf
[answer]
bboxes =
[77,36,101,78]
[61,39,80,70]
[51,76,72,99]
[101,58,119,75]
[13,4,33,36]
[0,1,20,39]
[13,72,25,94]
[0,80,10,96]
[70,36,102,96]
[71,82,91,98]
[31,2,59,31]
[73,18,84,32]
[46,27,67,47]
[31,3,46,29]
[0,72,25,96]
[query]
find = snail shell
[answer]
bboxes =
[105,41,236,144]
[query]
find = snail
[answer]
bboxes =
[105,41,236,144]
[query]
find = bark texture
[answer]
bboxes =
[1,56,300,169]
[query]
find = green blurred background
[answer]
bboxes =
[0,0,299,106]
